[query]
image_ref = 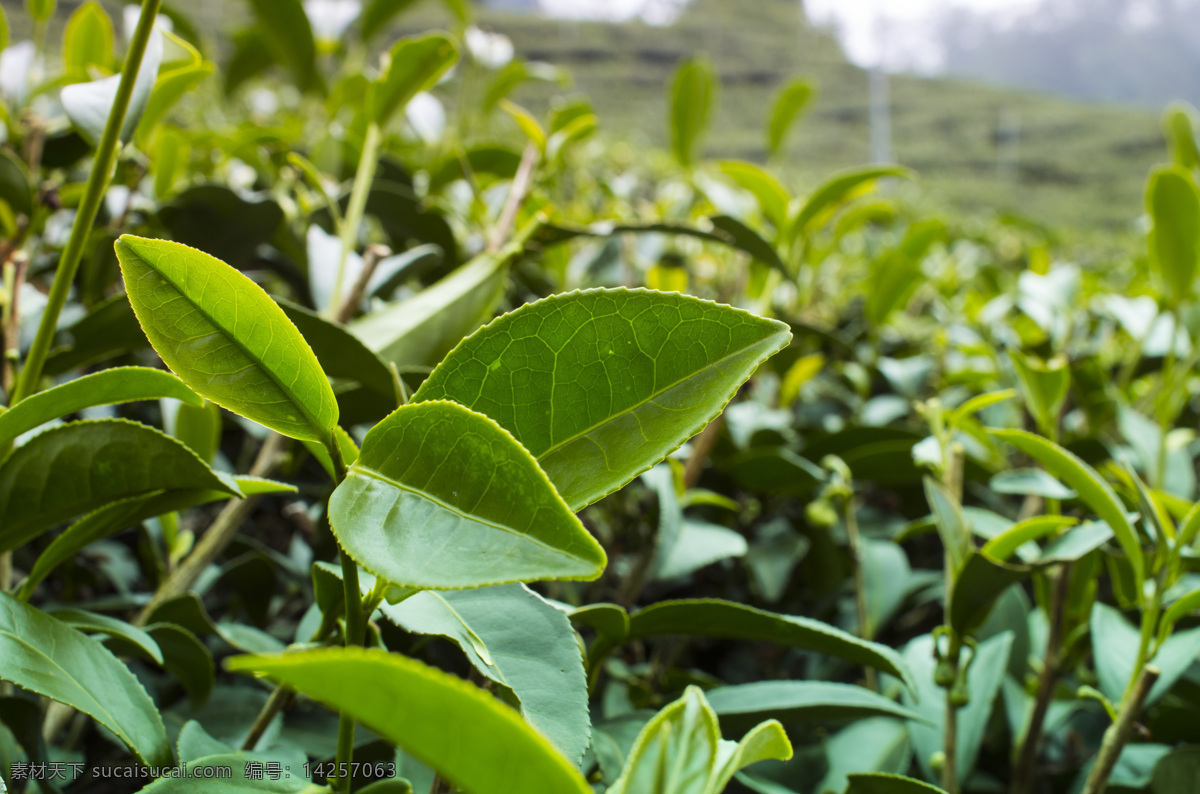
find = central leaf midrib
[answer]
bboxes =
[537,331,783,460]
[139,254,326,439]
[351,467,583,560]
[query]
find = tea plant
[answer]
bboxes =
[3,0,1200,793]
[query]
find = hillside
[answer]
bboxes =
[445,0,1165,239]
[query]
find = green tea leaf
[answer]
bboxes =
[0,366,200,449]
[350,246,512,372]
[707,720,792,794]
[63,2,114,78]
[1009,351,1070,435]
[414,288,791,510]
[135,33,215,145]
[669,58,717,168]
[18,475,290,600]
[1164,103,1200,170]
[226,648,593,794]
[1147,164,1200,306]
[612,599,915,692]
[1092,602,1200,706]
[0,592,172,766]
[361,0,423,40]
[991,429,1143,585]
[378,584,590,764]
[245,0,320,91]
[790,164,914,243]
[847,774,948,793]
[705,681,928,735]
[166,399,223,464]
[717,161,790,229]
[115,235,339,444]
[49,608,162,665]
[607,685,717,794]
[61,28,162,146]
[328,401,605,589]
[25,0,55,23]
[980,515,1077,561]
[147,623,214,708]
[0,419,241,553]
[373,34,458,126]
[766,78,814,157]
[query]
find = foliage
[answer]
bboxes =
[1,3,1200,794]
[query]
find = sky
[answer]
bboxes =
[536,0,1045,70]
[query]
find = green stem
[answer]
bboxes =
[843,495,877,691]
[1127,585,1160,701]
[12,0,163,405]
[1081,665,1160,794]
[328,120,382,318]
[326,435,363,794]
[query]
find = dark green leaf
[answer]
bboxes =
[705,681,928,736]
[245,0,319,91]
[18,476,292,599]
[50,608,162,665]
[147,623,214,707]
[0,419,241,553]
[0,592,172,766]
[618,599,915,692]
[846,774,947,793]
[0,366,201,449]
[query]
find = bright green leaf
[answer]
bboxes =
[1146,164,1200,306]
[226,647,592,794]
[25,0,55,23]
[766,78,814,157]
[669,58,717,168]
[63,2,114,78]
[991,429,1143,586]
[115,235,339,444]
[373,34,458,126]
[790,165,914,244]
[717,161,790,229]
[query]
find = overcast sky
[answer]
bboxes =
[538,0,1045,69]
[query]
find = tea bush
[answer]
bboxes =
[1,1,1200,793]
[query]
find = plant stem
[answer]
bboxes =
[1011,563,1072,794]
[1081,665,1160,794]
[944,686,959,794]
[487,141,539,253]
[134,433,286,626]
[1128,584,1161,697]
[333,243,389,324]
[241,684,292,752]
[12,0,163,405]
[843,494,877,691]
[327,120,382,318]
[324,435,363,794]
[682,414,724,490]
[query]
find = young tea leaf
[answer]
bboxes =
[373,34,458,126]
[115,235,339,444]
[669,58,717,168]
[1146,164,1200,307]
[766,78,814,157]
